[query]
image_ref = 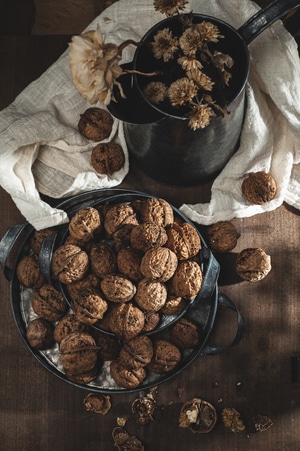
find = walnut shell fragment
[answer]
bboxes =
[236,248,271,282]
[179,398,217,433]
[242,171,277,204]
[252,414,273,432]
[222,407,245,433]
[112,427,144,451]
[78,107,113,142]
[83,392,111,415]
[207,221,240,252]
[131,394,156,424]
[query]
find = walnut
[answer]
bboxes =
[166,222,201,260]
[110,358,146,389]
[140,246,178,282]
[112,427,144,451]
[131,394,156,424]
[169,318,200,349]
[119,335,153,369]
[141,311,160,333]
[78,107,113,141]
[53,314,89,343]
[104,203,139,236]
[93,330,121,361]
[30,227,55,254]
[161,295,188,315]
[222,407,245,432]
[135,279,168,312]
[242,171,277,204]
[139,197,174,227]
[109,303,145,340]
[31,283,68,321]
[89,241,117,278]
[100,274,136,303]
[236,248,271,282]
[83,393,111,415]
[206,221,240,252]
[130,222,168,252]
[117,247,143,282]
[66,273,100,299]
[71,287,108,325]
[252,414,273,432]
[51,244,89,284]
[68,207,102,243]
[16,254,45,289]
[147,339,181,374]
[169,260,203,300]
[26,318,54,350]
[91,142,125,175]
[179,398,217,433]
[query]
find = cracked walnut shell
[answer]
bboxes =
[236,248,271,282]
[83,393,111,415]
[242,171,277,204]
[207,221,240,252]
[222,407,245,432]
[179,398,217,433]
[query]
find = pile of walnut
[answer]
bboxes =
[19,197,205,389]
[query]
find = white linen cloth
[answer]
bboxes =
[0,0,299,229]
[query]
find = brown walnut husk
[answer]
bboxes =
[179,398,217,433]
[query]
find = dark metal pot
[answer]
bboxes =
[108,0,300,186]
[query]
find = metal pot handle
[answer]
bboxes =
[0,223,33,281]
[238,0,300,44]
[200,292,246,355]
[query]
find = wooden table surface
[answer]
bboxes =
[1,1,300,450]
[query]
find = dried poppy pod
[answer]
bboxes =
[31,283,68,321]
[135,278,168,312]
[179,398,218,433]
[109,302,145,340]
[89,241,117,278]
[68,207,102,243]
[147,338,181,374]
[100,274,136,303]
[104,203,139,236]
[26,318,54,350]
[236,248,271,282]
[59,331,99,378]
[242,171,277,204]
[166,222,201,260]
[91,142,125,175]
[140,246,178,282]
[169,260,203,300]
[130,222,168,252]
[207,220,240,252]
[78,107,113,141]
[110,358,147,389]
[83,393,111,415]
[139,197,174,227]
[51,244,89,284]
[16,254,45,289]
[71,287,108,325]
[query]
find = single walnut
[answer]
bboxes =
[139,197,174,227]
[242,171,277,204]
[59,331,99,376]
[26,318,54,350]
[30,227,55,254]
[135,279,167,312]
[93,330,121,361]
[66,273,100,299]
[65,365,99,385]
[119,335,154,369]
[109,303,145,340]
[117,247,143,282]
[113,223,137,251]
[51,244,89,284]
[141,311,160,333]
[68,207,101,243]
[130,222,168,252]
[169,318,200,349]
[166,222,201,260]
[140,247,178,282]
[147,339,181,374]
[169,260,203,300]
[206,221,240,252]
[83,393,111,415]
[104,203,139,236]
[16,254,45,289]
[71,287,108,325]
[91,142,125,175]
[236,248,271,282]
[179,398,217,433]
[53,314,89,343]
[110,358,146,389]
[222,407,246,433]
[89,241,117,278]
[100,274,136,303]
[161,295,188,315]
[31,283,68,321]
[78,107,113,141]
